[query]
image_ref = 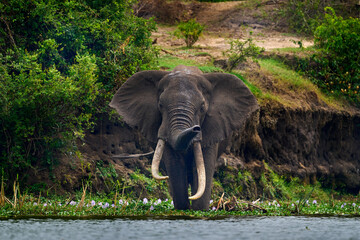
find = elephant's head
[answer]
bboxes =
[110,65,258,200]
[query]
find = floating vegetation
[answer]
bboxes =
[1,192,359,219]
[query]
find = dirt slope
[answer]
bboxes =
[153,0,313,60]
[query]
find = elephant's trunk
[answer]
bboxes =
[171,125,201,151]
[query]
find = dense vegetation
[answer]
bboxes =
[0,0,157,184]
[306,8,359,104]
[279,0,358,35]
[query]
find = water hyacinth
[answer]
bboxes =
[118,199,129,206]
[0,194,359,218]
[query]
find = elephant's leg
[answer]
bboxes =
[190,144,218,211]
[163,146,190,210]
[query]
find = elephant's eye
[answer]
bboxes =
[158,103,163,110]
[200,102,206,113]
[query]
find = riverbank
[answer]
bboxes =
[1,191,360,219]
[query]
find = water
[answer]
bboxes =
[1,216,359,240]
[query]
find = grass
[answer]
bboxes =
[1,171,359,219]
[259,58,315,90]
[1,187,359,219]
[257,58,344,109]
[232,72,263,98]
[156,53,346,110]
[157,55,199,70]
[271,46,315,54]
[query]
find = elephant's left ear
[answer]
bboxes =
[201,73,259,146]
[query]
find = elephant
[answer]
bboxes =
[110,65,259,210]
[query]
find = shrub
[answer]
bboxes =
[0,51,99,179]
[223,33,264,71]
[305,7,360,104]
[174,19,205,47]
[279,0,357,35]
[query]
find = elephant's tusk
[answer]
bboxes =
[151,139,169,180]
[189,142,206,200]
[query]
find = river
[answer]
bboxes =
[1,216,359,240]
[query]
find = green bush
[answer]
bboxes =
[174,19,205,48]
[223,33,264,71]
[0,0,157,91]
[279,0,356,35]
[0,51,99,178]
[306,7,360,104]
[0,0,157,184]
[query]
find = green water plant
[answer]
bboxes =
[0,173,359,219]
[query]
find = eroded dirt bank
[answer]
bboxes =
[40,99,359,199]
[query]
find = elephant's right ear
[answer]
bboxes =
[109,70,168,143]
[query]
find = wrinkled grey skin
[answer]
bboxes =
[110,65,259,210]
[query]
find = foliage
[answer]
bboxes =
[174,19,205,48]
[1,176,359,218]
[0,0,157,184]
[279,0,356,35]
[0,51,99,180]
[223,33,264,71]
[0,0,157,90]
[1,191,360,218]
[300,8,360,104]
[129,170,169,198]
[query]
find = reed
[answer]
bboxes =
[0,176,4,206]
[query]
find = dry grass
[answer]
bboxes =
[243,58,348,110]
